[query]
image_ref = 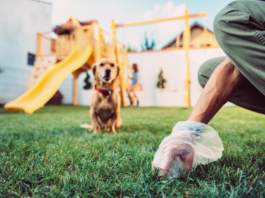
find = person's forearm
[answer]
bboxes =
[188,58,244,124]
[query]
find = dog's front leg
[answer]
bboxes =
[90,110,102,134]
[107,112,119,134]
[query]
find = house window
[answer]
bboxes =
[28,53,35,66]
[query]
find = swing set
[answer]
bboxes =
[111,9,207,108]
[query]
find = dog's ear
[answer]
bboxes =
[116,64,120,77]
[92,62,97,76]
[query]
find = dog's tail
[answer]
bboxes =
[80,123,93,130]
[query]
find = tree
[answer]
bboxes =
[141,33,156,51]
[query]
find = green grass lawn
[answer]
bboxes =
[0,106,265,197]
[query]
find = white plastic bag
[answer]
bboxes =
[152,121,224,179]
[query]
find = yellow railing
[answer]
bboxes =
[36,25,93,58]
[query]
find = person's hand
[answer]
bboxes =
[152,121,224,178]
[152,134,195,177]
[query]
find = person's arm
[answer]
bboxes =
[188,58,244,124]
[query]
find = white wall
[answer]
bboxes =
[0,0,52,104]
[77,70,94,106]
[127,48,226,107]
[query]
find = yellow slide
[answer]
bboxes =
[4,45,93,114]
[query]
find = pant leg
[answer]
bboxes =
[214,1,265,96]
[198,57,265,115]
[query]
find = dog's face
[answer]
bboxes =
[92,58,120,84]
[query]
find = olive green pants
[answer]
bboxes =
[198,1,265,114]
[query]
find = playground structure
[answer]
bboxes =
[4,9,207,114]
[4,17,129,114]
[111,9,207,108]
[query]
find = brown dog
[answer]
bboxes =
[81,58,122,134]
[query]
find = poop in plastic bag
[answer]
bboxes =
[152,121,224,179]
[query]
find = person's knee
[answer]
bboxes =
[213,3,238,48]
[198,61,212,88]
[214,1,246,45]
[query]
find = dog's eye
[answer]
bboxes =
[100,63,104,67]
[110,63,115,67]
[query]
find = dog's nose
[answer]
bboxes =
[105,69,111,76]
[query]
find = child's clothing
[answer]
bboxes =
[132,72,138,86]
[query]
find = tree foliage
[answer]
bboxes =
[141,33,156,51]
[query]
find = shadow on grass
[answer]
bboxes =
[0,106,6,114]
[0,105,90,115]
[34,105,91,114]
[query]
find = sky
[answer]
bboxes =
[46,0,233,50]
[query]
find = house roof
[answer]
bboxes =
[67,17,97,27]
[162,22,213,49]
[79,20,98,26]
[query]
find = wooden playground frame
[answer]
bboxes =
[111,9,207,108]
[32,9,207,109]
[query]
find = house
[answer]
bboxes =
[0,0,97,106]
[0,0,52,105]
[162,22,219,49]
